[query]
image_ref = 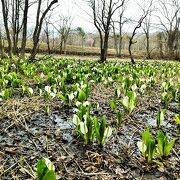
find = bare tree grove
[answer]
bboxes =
[0,0,179,62]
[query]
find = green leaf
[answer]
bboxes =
[174,114,180,125]
[57,93,67,102]
[141,127,156,161]
[78,90,86,102]
[116,111,122,126]
[129,100,135,113]
[164,139,175,156]
[156,109,166,128]
[102,126,112,145]
[36,159,48,180]
[86,115,94,142]
[109,100,116,111]
[104,126,112,138]
[147,138,155,162]
[157,130,165,157]
[99,115,106,144]
[142,127,151,145]
[94,117,100,143]
[42,170,56,180]
[115,87,121,97]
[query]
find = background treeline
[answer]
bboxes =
[0,0,179,61]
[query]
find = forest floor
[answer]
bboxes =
[0,58,180,179]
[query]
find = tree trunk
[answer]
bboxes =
[29,0,58,60]
[12,0,20,56]
[30,38,39,60]
[20,0,29,59]
[45,30,51,54]
[100,49,106,62]
[1,0,12,59]
[146,32,151,59]
[0,30,7,58]
[113,27,118,56]
[128,38,135,64]
[100,32,109,63]
[157,32,164,58]
[59,38,63,54]
[63,39,67,55]
[167,33,175,58]
[118,22,122,57]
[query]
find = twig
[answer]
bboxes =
[19,167,35,179]
[78,171,110,176]
[1,162,18,176]
[23,158,36,178]
[60,144,84,173]
[128,129,138,148]
[173,149,180,160]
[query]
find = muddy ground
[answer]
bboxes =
[0,83,180,180]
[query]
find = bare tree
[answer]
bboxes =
[139,0,154,59]
[157,32,164,58]
[20,0,29,58]
[77,27,86,48]
[157,0,180,58]
[29,0,58,60]
[1,0,31,59]
[44,13,53,54]
[1,0,12,58]
[128,14,149,64]
[52,15,72,54]
[88,0,125,62]
[11,0,23,55]
[0,28,7,58]
[112,0,128,57]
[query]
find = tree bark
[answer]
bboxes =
[20,0,29,59]
[1,0,12,59]
[29,0,58,60]
[128,37,135,64]
[145,32,151,59]
[12,0,21,55]
[0,29,7,58]
[90,0,125,63]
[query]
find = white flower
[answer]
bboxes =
[75,101,82,107]
[44,158,55,171]
[72,114,80,126]
[68,93,74,101]
[28,87,33,95]
[79,122,88,134]
[50,92,56,98]
[137,141,147,153]
[83,101,90,107]
[45,86,51,93]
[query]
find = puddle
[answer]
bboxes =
[147,116,155,126]
[62,133,73,143]
[147,117,171,128]
[169,101,179,113]
[52,114,74,130]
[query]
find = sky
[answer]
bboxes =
[48,0,164,33]
[28,0,147,33]
[55,0,139,32]
[1,0,178,34]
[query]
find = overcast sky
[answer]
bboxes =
[27,0,150,33]
[51,0,165,33]
[6,0,178,34]
[55,0,141,32]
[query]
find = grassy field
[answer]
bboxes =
[0,57,180,179]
